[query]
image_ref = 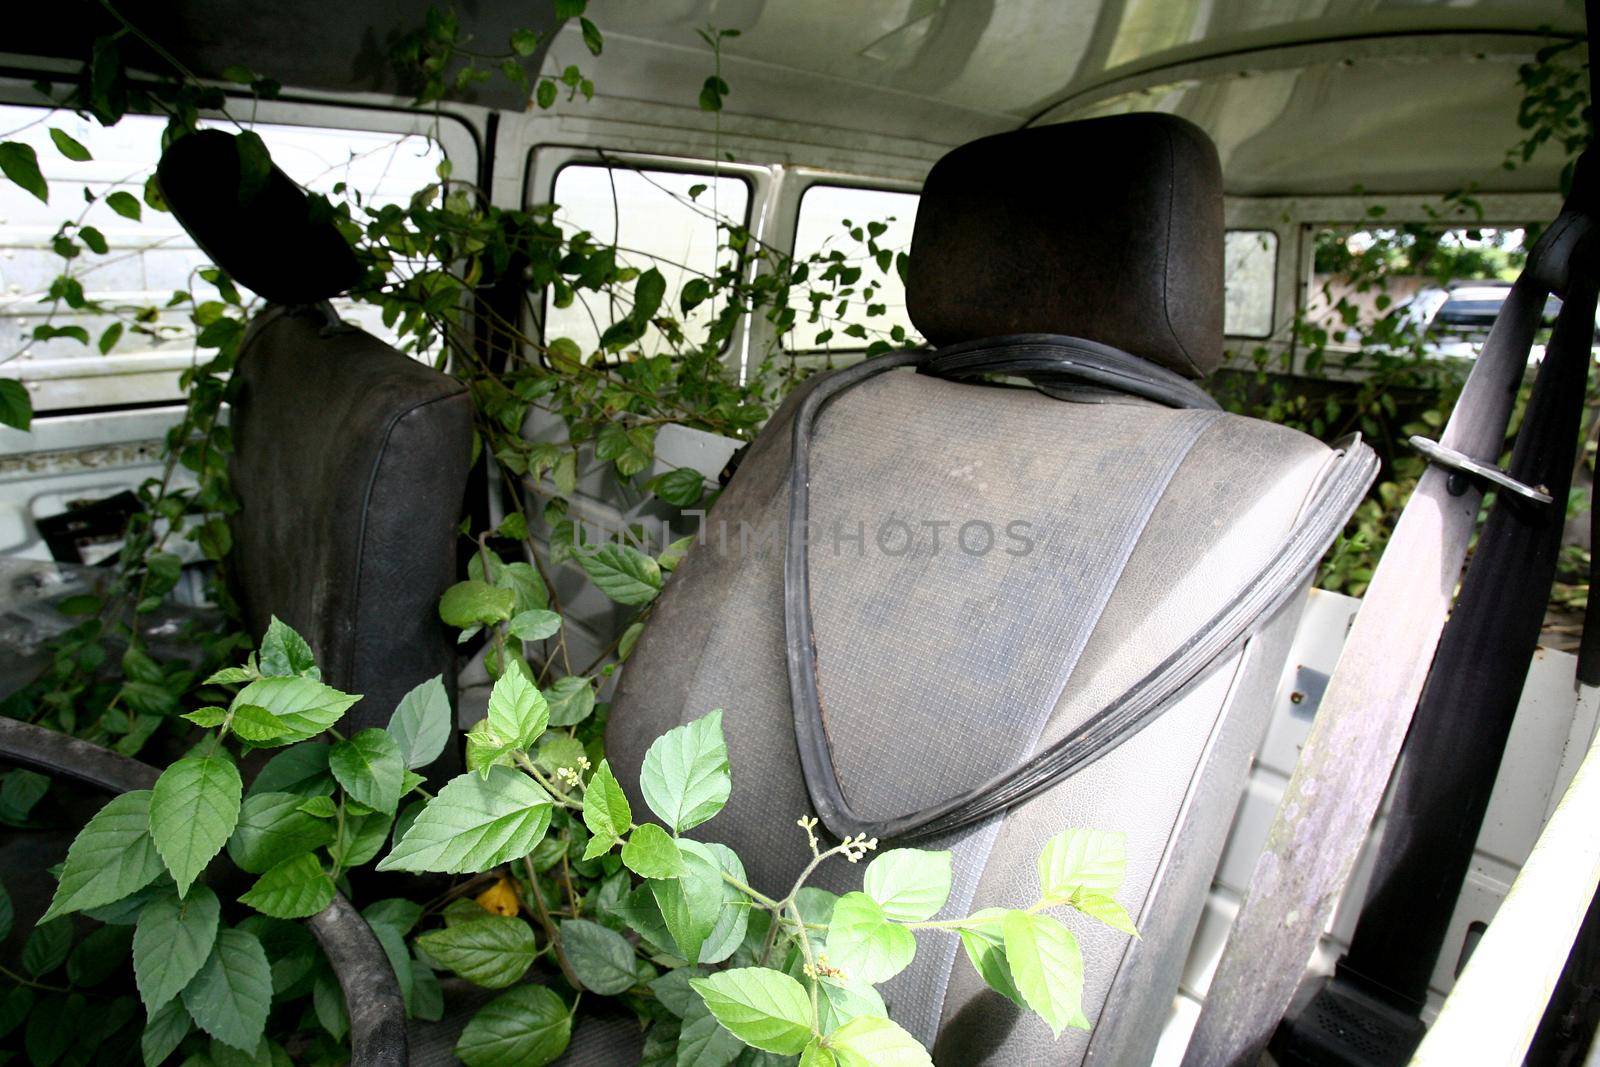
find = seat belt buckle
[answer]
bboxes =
[1407,435,1554,506]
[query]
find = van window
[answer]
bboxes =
[0,105,443,413]
[787,184,919,351]
[1224,230,1277,338]
[543,163,750,357]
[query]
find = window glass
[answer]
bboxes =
[0,104,443,411]
[1224,230,1277,338]
[787,185,919,351]
[544,164,750,356]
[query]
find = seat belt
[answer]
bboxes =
[782,336,1376,842]
[1275,270,1598,1066]
[1182,154,1600,1067]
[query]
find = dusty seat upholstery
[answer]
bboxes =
[157,130,474,733]
[602,114,1362,1064]
[228,304,473,728]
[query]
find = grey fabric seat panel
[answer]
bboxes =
[607,365,1338,1057]
[808,371,1222,821]
[230,303,474,728]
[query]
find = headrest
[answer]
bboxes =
[156,130,362,305]
[906,114,1225,378]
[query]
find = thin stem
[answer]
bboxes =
[524,856,582,989]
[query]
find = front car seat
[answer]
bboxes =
[605,114,1374,1063]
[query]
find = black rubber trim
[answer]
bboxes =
[0,716,409,1066]
[784,338,1376,841]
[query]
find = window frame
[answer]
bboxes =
[1222,228,1280,341]
[0,83,479,424]
[782,179,922,357]
[525,145,768,367]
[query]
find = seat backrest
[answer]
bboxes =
[606,114,1357,1064]
[228,304,472,728]
[158,131,474,732]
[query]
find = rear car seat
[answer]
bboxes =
[157,130,473,736]
[602,113,1373,1064]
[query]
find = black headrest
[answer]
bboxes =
[906,114,1225,378]
[156,130,362,305]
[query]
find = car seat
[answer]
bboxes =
[603,113,1375,1064]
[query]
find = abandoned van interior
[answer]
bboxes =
[1,1,1598,1065]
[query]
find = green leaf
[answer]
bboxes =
[1001,911,1088,1037]
[258,617,319,679]
[509,609,562,642]
[97,321,124,354]
[678,998,745,1067]
[576,543,662,605]
[0,879,10,942]
[440,579,515,628]
[828,1015,932,1067]
[825,893,915,985]
[582,758,633,856]
[640,709,731,833]
[106,190,142,220]
[494,561,548,613]
[1069,892,1139,936]
[232,676,360,744]
[578,15,604,54]
[141,997,192,1067]
[691,967,814,1054]
[510,28,540,56]
[0,142,47,202]
[801,1043,838,1067]
[298,794,338,817]
[649,966,707,1016]
[621,822,684,879]
[863,849,951,923]
[649,838,725,963]
[455,984,572,1067]
[1037,828,1126,903]
[416,915,538,988]
[48,127,91,161]
[331,808,394,868]
[955,909,1023,1006]
[233,131,271,201]
[378,767,553,874]
[545,675,595,727]
[648,467,706,507]
[331,728,406,815]
[180,927,273,1053]
[535,734,586,778]
[466,718,517,778]
[41,790,166,922]
[387,675,452,768]
[614,884,675,956]
[487,669,549,749]
[816,977,886,1033]
[249,742,335,798]
[228,703,293,744]
[0,378,32,431]
[78,224,108,254]
[134,886,220,1011]
[150,754,243,896]
[183,706,227,729]
[699,843,751,966]
[226,791,334,873]
[239,853,334,918]
[23,919,71,976]
[554,0,586,17]
[560,918,637,994]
